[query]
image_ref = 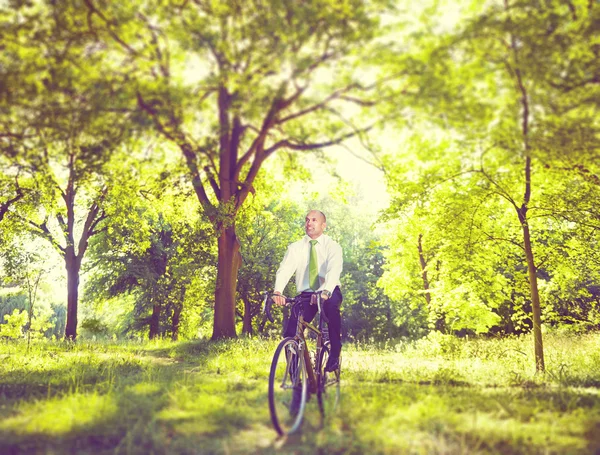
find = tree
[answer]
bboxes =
[383,0,599,371]
[0,236,54,345]
[83,0,393,339]
[2,241,47,348]
[0,2,140,339]
[84,158,215,340]
[380,137,504,335]
[87,214,214,340]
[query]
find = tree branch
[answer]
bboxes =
[0,176,24,223]
[264,125,375,157]
[83,0,141,56]
[204,165,221,200]
[26,218,66,257]
[477,146,519,211]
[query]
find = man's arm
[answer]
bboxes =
[321,242,343,297]
[274,244,296,294]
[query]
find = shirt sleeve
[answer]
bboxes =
[321,241,343,292]
[274,244,297,294]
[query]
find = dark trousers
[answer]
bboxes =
[283,286,343,360]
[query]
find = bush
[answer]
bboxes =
[1,309,27,339]
[80,317,110,339]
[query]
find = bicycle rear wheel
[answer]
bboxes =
[268,337,307,435]
[317,342,341,417]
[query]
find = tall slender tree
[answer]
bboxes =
[383,0,599,371]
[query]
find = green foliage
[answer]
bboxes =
[379,134,521,335]
[73,0,396,337]
[0,290,66,340]
[80,317,110,338]
[379,0,600,344]
[1,0,597,351]
[1,309,27,339]
[0,0,153,338]
[0,292,27,323]
[0,236,60,341]
[84,155,216,340]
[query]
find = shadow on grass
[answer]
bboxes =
[0,339,274,454]
[1,340,600,454]
[138,338,216,362]
[0,356,146,401]
[0,338,237,402]
[267,381,600,455]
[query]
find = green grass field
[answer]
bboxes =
[1,332,600,454]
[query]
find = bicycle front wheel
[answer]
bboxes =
[268,337,307,436]
[317,342,340,418]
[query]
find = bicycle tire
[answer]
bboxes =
[268,337,307,435]
[316,341,341,418]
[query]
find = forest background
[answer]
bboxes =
[1,0,599,375]
[2,0,600,453]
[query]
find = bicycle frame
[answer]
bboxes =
[294,307,326,394]
[264,292,329,393]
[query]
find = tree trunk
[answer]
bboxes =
[258,313,268,334]
[417,234,445,332]
[417,234,431,307]
[242,296,253,336]
[386,301,393,339]
[504,0,544,372]
[518,209,545,372]
[171,304,182,341]
[212,225,241,339]
[149,301,160,340]
[64,249,81,340]
[26,278,33,350]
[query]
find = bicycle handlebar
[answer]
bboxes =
[262,291,329,324]
[262,292,291,323]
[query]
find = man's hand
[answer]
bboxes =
[310,291,330,305]
[273,292,287,307]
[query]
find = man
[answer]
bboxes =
[273,209,343,372]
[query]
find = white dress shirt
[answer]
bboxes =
[274,233,343,294]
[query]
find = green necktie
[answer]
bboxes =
[309,240,319,290]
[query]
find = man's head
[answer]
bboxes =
[305,210,326,239]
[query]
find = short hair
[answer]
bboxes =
[307,210,326,222]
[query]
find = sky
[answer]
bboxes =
[324,145,389,213]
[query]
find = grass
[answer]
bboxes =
[1,332,600,454]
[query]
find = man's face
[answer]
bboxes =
[305,211,326,239]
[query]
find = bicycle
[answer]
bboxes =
[263,291,341,436]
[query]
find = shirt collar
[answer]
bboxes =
[304,233,326,243]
